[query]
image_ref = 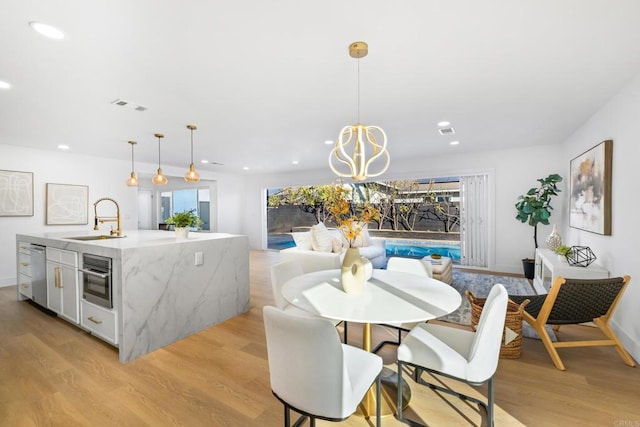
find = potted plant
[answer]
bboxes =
[555,244,573,262]
[515,173,563,279]
[165,209,203,238]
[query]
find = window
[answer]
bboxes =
[160,188,211,230]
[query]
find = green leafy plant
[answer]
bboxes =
[555,244,573,257]
[165,209,203,229]
[515,173,563,255]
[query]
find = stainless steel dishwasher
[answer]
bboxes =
[29,244,47,308]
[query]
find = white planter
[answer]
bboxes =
[175,227,190,239]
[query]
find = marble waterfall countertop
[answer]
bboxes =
[17,230,250,363]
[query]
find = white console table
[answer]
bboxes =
[534,248,609,294]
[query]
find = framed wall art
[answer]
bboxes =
[0,169,34,216]
[46,183,89,225]
[569,139,612,235]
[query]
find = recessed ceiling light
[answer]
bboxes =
[292,160,299,165]
[242,166,249,170]
[0,81,11,89]
[437,121,450,127]
[57,144,70,150]
[200,159,209,164]
[450,141,460,146]
[29,22,65,40]
[324,140,334,145]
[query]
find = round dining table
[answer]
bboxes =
[281,268,462,417]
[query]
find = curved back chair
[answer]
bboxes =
[373,257,436,353]
[397,284,508,426]
[387,256,433,278]
[263,306,382,427]
[270,260,347,342]
[270,260,304,310]
[509,275,636,371]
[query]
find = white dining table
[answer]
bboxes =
[281,268,462,417]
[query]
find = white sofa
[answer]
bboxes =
[280,228,387,273]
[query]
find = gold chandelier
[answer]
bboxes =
[126,140,139,187]
[184,124,200,183]
[329,41,389,182]
[152,133,168,186]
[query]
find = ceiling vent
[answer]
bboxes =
[111,99,148,112]
[438,127,455,135]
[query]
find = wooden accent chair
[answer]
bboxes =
[509,275,636,371]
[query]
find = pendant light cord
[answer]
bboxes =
[357,56,361,124]
[190,128,194,164]
[157,137,161,168]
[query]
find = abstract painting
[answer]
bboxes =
[0,170,33,216]
[569,140,612,235]
[46,183,89,225]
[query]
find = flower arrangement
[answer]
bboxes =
[325,184,379,248]
[165,209,203,229]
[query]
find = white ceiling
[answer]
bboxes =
[3,1,640,176]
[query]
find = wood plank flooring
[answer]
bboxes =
[1,250,639,426]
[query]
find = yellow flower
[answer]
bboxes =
[325,183,380,248]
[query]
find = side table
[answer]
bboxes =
[422,255,453,284]
[534,248,609,294]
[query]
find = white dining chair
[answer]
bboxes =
[396,284,508,426]
[373,257,435,353]
[263,306,382,427]
[270,260,347,342]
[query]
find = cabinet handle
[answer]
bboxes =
[55,267,63,288]
[20,283,29,288]
[87,316,103,324]
[20,262,29,267]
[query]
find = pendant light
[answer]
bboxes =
[184,124,200,183]
[152,133,168,186]
[329,41,390,181]
[126,140,139,187]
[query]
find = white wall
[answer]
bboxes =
[0,144,245,287]
[560,71,640,362]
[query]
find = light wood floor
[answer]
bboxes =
[1,250,639,426]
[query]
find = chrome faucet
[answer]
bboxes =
[94,197,122,236]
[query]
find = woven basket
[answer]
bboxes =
[465,290,530,359]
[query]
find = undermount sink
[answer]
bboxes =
[66,235,126,241]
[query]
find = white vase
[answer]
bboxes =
[546,224,562,252]
[175,227,189,239]
[341,247,366,294]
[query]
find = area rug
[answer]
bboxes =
[440,270,556,340]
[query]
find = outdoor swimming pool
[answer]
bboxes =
[385,239,460,262]
[268,234,460,262]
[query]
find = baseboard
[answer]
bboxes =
[611,317,640,364]
[0,276,16,288]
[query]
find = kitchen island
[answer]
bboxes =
[16,230,250,363]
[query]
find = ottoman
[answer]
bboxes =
[422,255,453,284]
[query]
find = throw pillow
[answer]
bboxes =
[310,223,334,252]
[291,232,313,251]
[331,237,342,253]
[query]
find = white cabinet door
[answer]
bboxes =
[47,261,63,314]
[46,247,80,324]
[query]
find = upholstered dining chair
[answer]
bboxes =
[509,275,636,371]
[270,261,347,342]
[263,306,382,427]
[372,257,435,353]
[396,284,508,426]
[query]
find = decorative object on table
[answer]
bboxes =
[569,140,612,235]
[329,41,390,182]
[515,173,563,279]
[554,244,573,262]
[545,224,562,251]
[325,183,380,293]
[184,124,201,183]
[46,183,89,225]
[0,169,33,216]
[467,290,529,359]
[566,245,596,267]
[165,209,203,239]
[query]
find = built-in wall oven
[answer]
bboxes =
[80,254,112,309]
